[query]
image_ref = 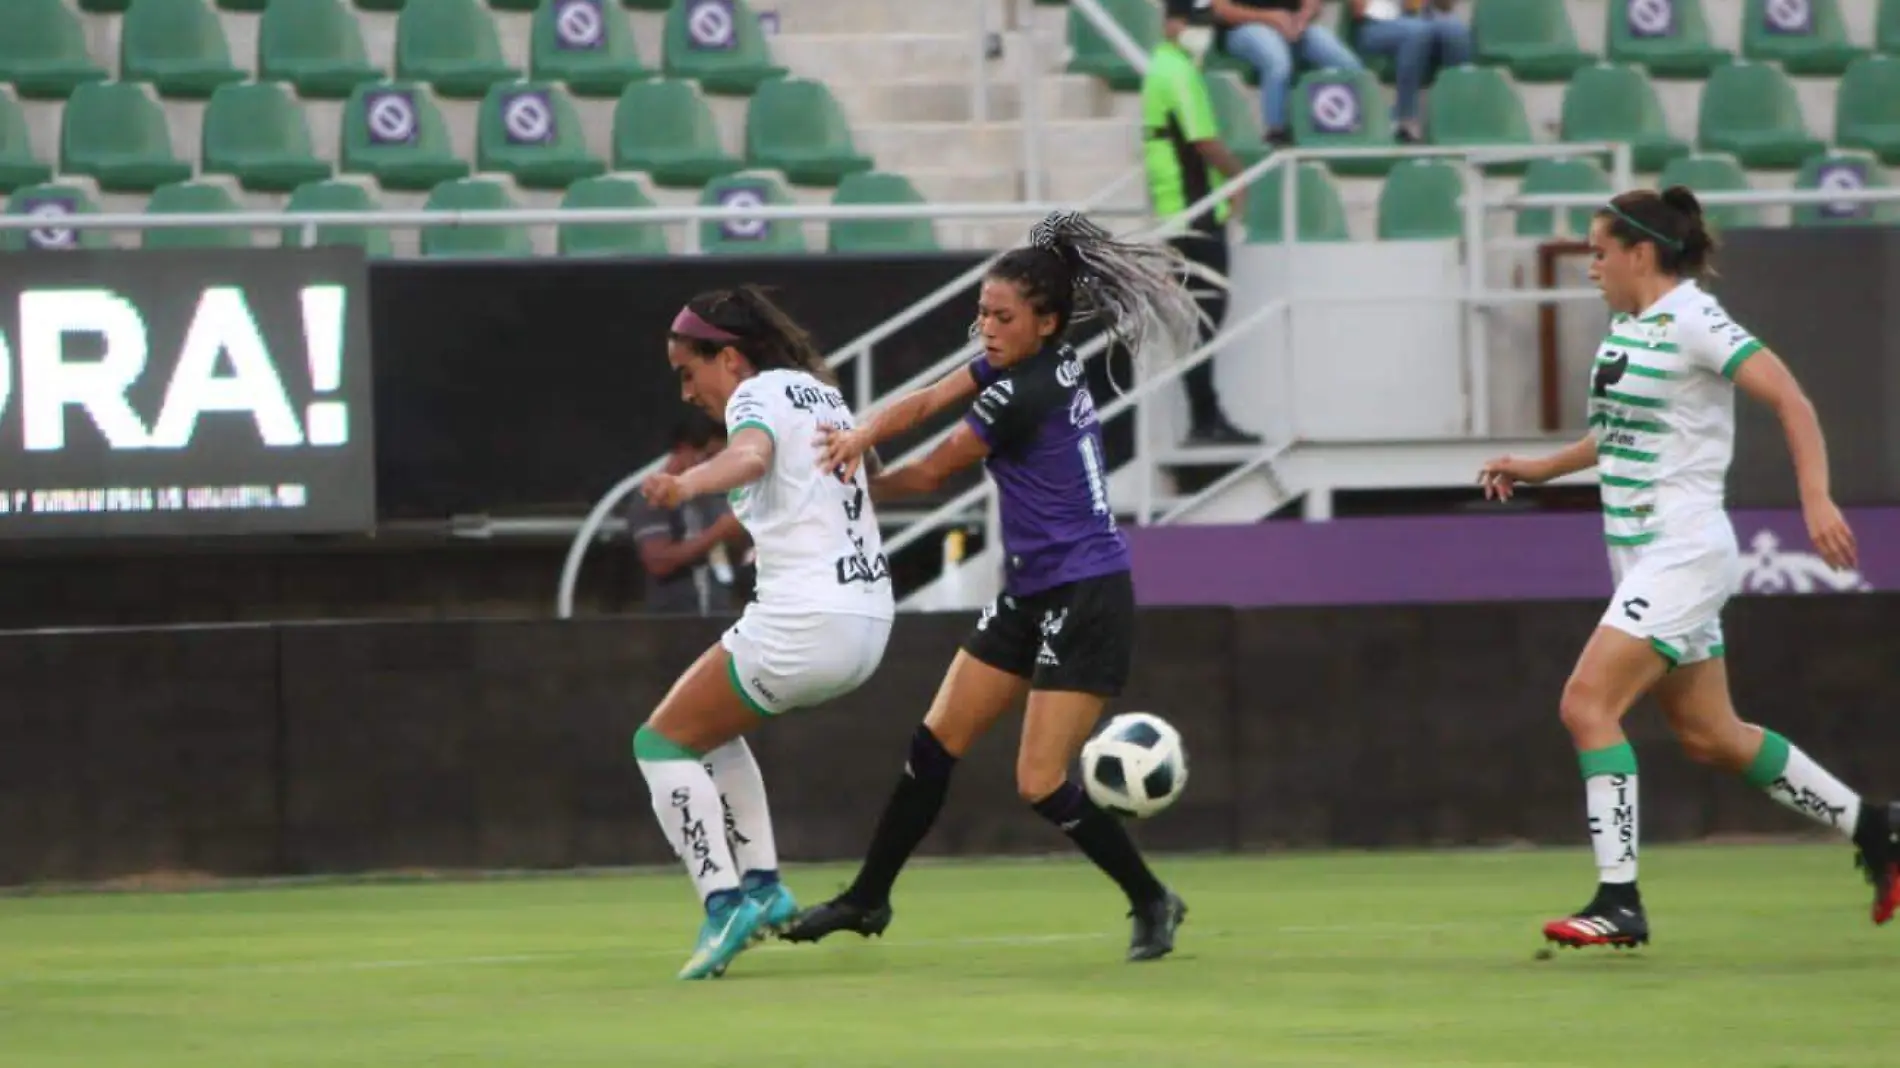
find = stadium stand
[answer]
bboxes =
[0,0,1889,253]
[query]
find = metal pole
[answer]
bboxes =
[1018,27,1043,204]
[1461,156,1489,436]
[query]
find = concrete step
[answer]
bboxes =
[828,74,1133,125]
[758,0,1013,36]
[859,119,1138,175]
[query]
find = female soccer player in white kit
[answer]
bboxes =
[1479,187,1898,950]
[633,286,894,980]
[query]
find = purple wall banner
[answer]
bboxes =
[1125,508,1900,607]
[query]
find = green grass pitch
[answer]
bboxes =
[2,843,1891,1067]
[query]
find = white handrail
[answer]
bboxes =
[1498,187,1900,210]
[1070,0,1153,76]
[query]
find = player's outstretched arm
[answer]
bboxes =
[643,426,775,509]
[1477,434,1598,501]
[817,368,981,481]
[868,423,989,502]
[1733,348,1858,570]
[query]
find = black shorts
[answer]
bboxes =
[961,571,1135,697]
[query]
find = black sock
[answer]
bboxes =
[1032,781,1166,907]
[842,724,957,906]
[1593,880,1642,911]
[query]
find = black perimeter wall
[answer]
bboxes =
[4,595,1896,887]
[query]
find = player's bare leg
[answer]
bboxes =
[780,652,1028,943]
[1543,626,1670,950]
[1657,660,1900,925]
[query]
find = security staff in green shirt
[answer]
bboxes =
[1143,0,1259,447]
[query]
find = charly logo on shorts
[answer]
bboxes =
[501,88,556,145]
[1307,82,1361,135]
[553,0,606,50]
[363,88,419,145]
[686,0,738,51]
[1741,529,1872,594]
[17,196,79,251]
[1625,0,1677,38]
[1814,160,1867,219]
[716,184,770,240]
[1762,0,1813,35]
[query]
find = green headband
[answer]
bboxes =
[1607,204,1684,251]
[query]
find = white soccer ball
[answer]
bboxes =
[1080,711,1187,819]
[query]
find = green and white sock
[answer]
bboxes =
[635,725,741,906]
[1580,743,1639,884]
[702,738,779,879]
[1744,728,1862,836]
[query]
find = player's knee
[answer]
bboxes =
[1558,675,1616,738]
[1015,760,1066,805]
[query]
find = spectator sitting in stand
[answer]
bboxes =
[1210,0,1365,147]
[624,413,749,616]
[1346,0,1470,143]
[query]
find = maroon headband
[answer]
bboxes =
[670,306,741,344]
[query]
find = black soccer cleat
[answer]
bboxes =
[777,896,893,944]
[1127,889,1187,962]
[1853,800,1900,926]
[1542,901,1649,950]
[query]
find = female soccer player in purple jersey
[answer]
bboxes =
[779,212,1202,962]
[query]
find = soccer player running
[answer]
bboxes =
[780,211,1200,962]
[634,286,895,980]
[1478,187,1899,950]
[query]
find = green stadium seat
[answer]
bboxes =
[557,174,669,256]
[0,90,53,193]
[623,0,674,9]
[744,78,873,186]
[120,0,248,99]
[76,0,133,13]
[1242,161,1350,243]
[202,82,333,193]
[1607,0,1732,78]
[1791,150,1900,227]
[142,179,253,249]
[1424,65,1535,174]
[488,0,540,10]
[1696,61,1825,169]
[217,0,269,10]
[260,0,385,99]
[1743,0,1864,75]
[1205,72,1268,170]
[1291,68,1395,177]
[341,81,472,190]
[477,81,607,189]
[828,171,939,253]
[662,0,788,95]
[397,0,522,99]
[1559,63,1690,173]
[698,172,803,254]
[281,177,394,255]
[612,78,742,187]
[1065,0,1161,92]
[1203,47,1260,88]
[1378,158,1464,240]
[1657,152,1759,231]
[1835,55,1900,165]
[1472,1,1595,82]
[60,82,194,193]
[1515,156,1614,238]
[1,182,111,251]
[353,0,408,10]
[0,0,109,101]
[1881,0,1900,55]
[532,0,653,98]
[420,177,534,257]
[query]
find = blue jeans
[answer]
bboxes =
[1354,16,1472,123]
[1221,22,1364,133]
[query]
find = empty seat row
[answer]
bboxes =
[0,75,872,197]
[1235,149,1900,246]
[0,0,785,102]
[1210,57,1900,176]
[0,170,940,256]
[1072,0,1900,91]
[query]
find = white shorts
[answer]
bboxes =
[721,604,892,716]
[1600,521,1743,668]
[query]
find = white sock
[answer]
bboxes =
[1587,773,1639,884]
[702,738,780,879]
[1762,744,1862,836]
[638,755,741,906]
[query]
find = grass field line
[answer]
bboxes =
[1,921,1482,986]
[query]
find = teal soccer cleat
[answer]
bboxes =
[745,872,799,939]
[678,892,766,981]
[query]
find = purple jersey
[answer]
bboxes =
[962,344,1131,596]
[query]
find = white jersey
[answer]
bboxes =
[1588,280,1762,554]
[722,369,894,620]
